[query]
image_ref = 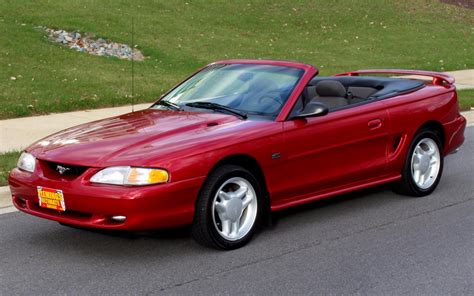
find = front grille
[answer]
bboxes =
[44,161,88,178]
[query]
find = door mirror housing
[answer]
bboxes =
[291,102,329,119]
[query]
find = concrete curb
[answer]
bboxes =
[0,110,473,213]
[462,110,474,126]
[0,186,16,214]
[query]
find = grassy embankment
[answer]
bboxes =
[1,0,472,119]
[0,151,19,186]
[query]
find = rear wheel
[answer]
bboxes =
[395,129,444,197]
[192,165,263,250]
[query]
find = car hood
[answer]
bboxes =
[27,109,250,167]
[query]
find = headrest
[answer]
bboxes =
[303,85,317,98]
[315,80,346,97]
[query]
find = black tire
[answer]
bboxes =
[191,164,264,250]
[394,129,444,197]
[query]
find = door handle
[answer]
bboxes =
[368,119,383,130]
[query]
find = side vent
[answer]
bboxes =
[392,136,402,153]
[388,134,407,162]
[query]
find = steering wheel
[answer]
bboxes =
[254,94,283,114]
[257,94,284,107]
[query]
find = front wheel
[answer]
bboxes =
[191,165,263,250]
[395,129,444,197]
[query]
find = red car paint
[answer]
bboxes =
[8,60,466,230]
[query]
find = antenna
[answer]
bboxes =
[131,17,135,112]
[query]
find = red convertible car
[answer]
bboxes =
[9,60,466,249]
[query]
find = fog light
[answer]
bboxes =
[15,196,27,209]
[110,215,126,223]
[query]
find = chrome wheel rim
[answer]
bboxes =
[211,177,257,241]
[411,138,440,190]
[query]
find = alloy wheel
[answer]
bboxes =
[211,177,258,241]
[410,138,441,190]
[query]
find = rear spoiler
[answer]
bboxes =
[335,69,455,86]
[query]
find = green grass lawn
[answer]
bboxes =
[0,151,20,186]
[458,89,474,111]
[1,0,473,119]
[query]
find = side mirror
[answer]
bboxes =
[291,102,329,119]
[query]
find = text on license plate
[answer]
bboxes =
[37,186,66,211]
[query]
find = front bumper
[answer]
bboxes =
[8,168,205,231]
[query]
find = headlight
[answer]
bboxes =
[90,166,169,186]
[17,152,36,173]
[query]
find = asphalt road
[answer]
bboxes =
[1,127,473,295]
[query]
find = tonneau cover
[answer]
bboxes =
[309,76,425,100]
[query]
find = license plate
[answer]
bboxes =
[37,186,66,211]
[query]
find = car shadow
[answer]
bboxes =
[19,182,407,260]
[61,222,192,240]
[60,183,401,242]
[269,184,397,228]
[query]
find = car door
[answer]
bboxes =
[269,101,390,205]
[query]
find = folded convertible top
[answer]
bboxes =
[309,76,425,100]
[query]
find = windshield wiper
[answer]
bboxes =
[185,102,247,120]
[154,100,183,111]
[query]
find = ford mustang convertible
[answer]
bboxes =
[9,60,466,249]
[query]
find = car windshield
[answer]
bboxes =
[157,64,304,117]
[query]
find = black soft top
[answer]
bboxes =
[309,76,425,100]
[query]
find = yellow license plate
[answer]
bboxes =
[37,186,66,211]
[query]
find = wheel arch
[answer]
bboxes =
[210,154,269,195]
[203,153,271,217]
[416,120,445,150]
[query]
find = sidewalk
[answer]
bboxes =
[442,70,474,90]
[464,110,474,125]
[0,187,15,214]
